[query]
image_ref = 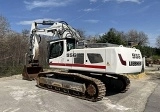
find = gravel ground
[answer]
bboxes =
[0,72,158,112]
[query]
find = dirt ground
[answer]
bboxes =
[0,73,159,112]
[0,66,159,112]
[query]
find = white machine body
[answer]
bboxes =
[48,38,142,74]
[29,21,142,74]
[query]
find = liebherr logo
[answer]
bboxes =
[129,61,141,66]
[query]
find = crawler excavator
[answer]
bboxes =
[22,20,142,101]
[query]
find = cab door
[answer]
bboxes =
[48,40,66,69]
[64,38,77,69]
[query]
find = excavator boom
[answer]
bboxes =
[22,21,81,80]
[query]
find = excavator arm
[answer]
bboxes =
[22,20,81,80]
[29,21,81,64]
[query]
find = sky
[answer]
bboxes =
[0,0,160,46]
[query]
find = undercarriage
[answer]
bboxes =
[36,70,130,101]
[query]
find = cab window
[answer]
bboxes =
[67,39,76,51]
[49,41,63,59]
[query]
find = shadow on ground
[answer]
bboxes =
[105,90,120,96]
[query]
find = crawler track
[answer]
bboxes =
[96,74,130,93]
[36,71,106,102]
[104,74,130,93]
[68,70,130,93]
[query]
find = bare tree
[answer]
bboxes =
[0,15,10,38]
[22,29,30,37]
[137,31,149,46]
[127,30,148,46]
[0,29,29,75]
[76,29,86,39]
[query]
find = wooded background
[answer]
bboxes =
[0,15,160,76]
